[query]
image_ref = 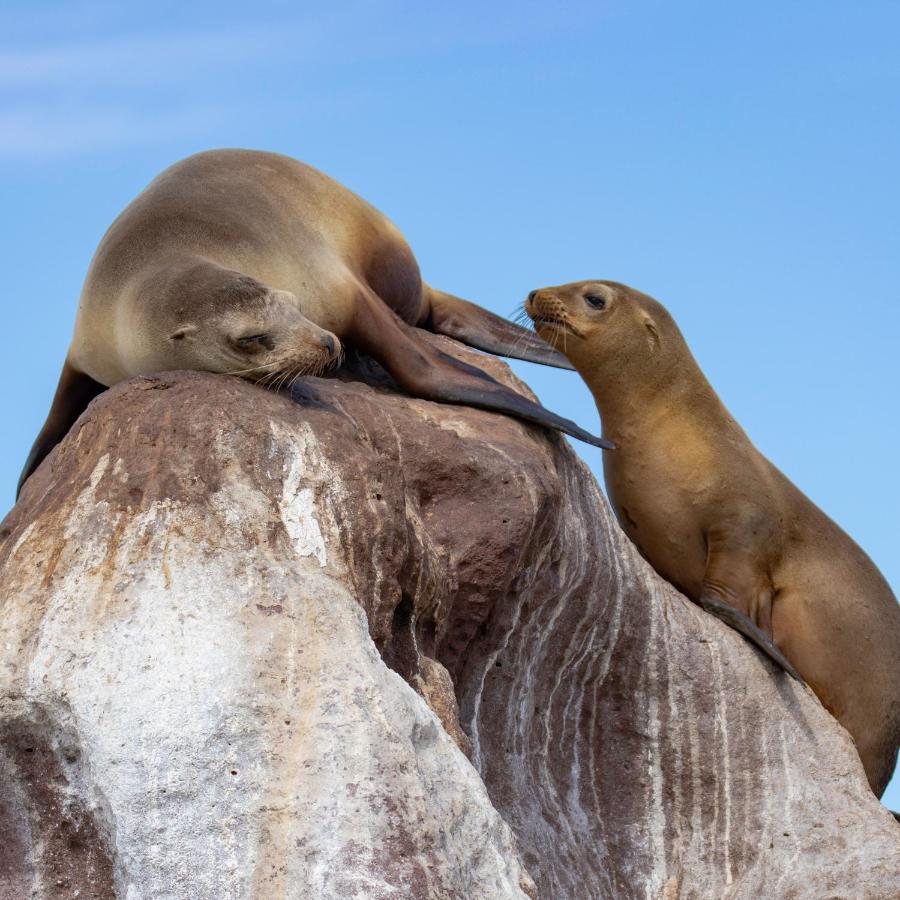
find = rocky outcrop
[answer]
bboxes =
[1,337,898,899]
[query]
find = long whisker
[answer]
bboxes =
[281,359,308,391]
[219,359,283,378]
[285,364,304,389]
[260,367,283,390]
[273,366,294,393]
[482,302,550,360]
[254,341,350,397]
[287,364,305,394]
[274,369,291,394]
[504,303,578,361]
[511,303,532,326]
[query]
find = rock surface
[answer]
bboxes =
[1,337,898,899]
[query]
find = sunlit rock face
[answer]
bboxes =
[1,337,898,899]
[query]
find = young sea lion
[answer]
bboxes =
[525,279,900,797]
[18,149,610,497]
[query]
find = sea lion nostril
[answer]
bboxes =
[321,335,335,354]
[527,290,538,303]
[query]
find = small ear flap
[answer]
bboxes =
[170,325,198,342]
[643,315,660,351]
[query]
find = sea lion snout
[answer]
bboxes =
[318,332,343,368]
[524,289,580,342]
[524,288,557,318]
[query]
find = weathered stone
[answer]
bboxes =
[1,337,898,899]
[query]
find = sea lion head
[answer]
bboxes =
[126,259,342,386]
[524,280,680,389]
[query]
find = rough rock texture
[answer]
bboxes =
[1,337,898,899]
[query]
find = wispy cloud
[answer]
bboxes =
[0,6,367,156]
[0,1,608,158]
[0,106,229,158]
[0,24,320,87]
[0,1,607,86]
[0,23,301,157]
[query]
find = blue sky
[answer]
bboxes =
[1,2,898,804]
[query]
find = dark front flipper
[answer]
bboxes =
[699,540,803,681]
[425,286,576,371]
[698,593,802,681]
[349,290,612,449]
[17,361,106,498]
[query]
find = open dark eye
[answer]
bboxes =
[584,293,607,310]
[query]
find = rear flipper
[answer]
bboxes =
[425,286,576,371]
[17,360,106,498]
[349,289,612,449]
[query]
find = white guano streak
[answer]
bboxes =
[644,580,668,900]
[279,446,327,567]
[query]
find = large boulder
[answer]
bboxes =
[1,339,898,899]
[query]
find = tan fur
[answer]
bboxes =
[526,279,900,797]
[19,150,601,499]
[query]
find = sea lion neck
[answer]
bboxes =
[583,329,722,444]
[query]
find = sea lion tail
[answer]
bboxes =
[424,286,576,370]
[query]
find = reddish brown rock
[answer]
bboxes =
[1,337,898,898]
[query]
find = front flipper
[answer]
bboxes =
[425,286,575,371]
[698,593,802,681]
[17,360,106,498]
[699,540,802,681]
[349,290,612,449]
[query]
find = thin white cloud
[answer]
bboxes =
[0,25,309,87]
[0,106,227,157]
[0,1,609,158]
[0,1,607,87]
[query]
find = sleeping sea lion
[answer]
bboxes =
[18,149,610,497]
[525,279,900,797]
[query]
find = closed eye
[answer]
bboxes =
[234,333,274,350]
[584,294,606,310]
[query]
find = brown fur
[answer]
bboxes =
[526,279,900,797]
[18,150,605,497]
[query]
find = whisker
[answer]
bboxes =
[219,359,282,378]
[510,303,532,326]
[286,361,307,389]
[274,367,293,393]
[287,364,306,394]
[260,367,282,390]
